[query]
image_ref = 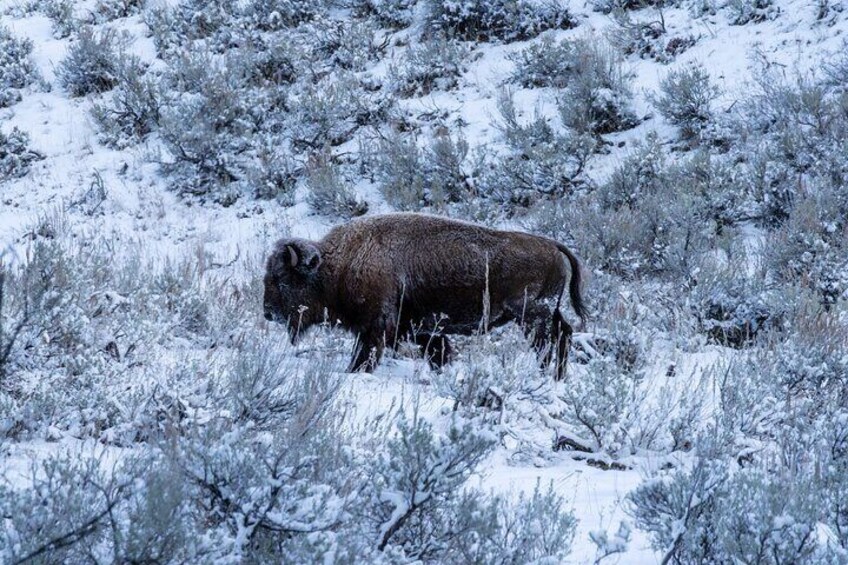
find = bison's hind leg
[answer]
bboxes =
[348,338,377,373]
[520,303,553,363]
[519,303,573,380]
[413,333,453,370]
[552,309,574,381]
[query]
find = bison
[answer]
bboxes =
[263,213,586,379]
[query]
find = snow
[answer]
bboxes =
[1,0,846,561]
[477,450,657,563]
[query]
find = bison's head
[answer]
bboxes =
[263,238,323,343]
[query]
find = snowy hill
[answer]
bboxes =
[1,0,848,562]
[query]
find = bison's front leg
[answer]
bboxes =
[347,316,396,373]
[348,332,382,373]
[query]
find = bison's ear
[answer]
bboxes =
[281,240,321,274]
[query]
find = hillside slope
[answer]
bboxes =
[2,0,848,562]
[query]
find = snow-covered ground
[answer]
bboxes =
[2,0,847,562]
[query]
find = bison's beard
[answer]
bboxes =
[287,314,315,345]
[264,312,306,345]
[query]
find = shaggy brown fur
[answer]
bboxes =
[263,213,586,379]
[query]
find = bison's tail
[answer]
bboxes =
[555,242,587,327]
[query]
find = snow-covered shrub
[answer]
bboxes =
[286,72,393,152]
[369,411,495,554]
[112,455,197,562]
[90,58,160,148]
[390,37,469,97]
[0,413,572,561]
[560,321,648,454]
[604,138,743,233]
[0,266,18,384]
[57,26,124,97]
[142,4,176,56]
[306,156,369,218]
[824,41,848,89]
[149,259,213,339]
[242,36,300,86]
[162,364,352,561]
[712,355,783,454]
[591,193,695,279]
[366,489,503,562]
[431,291,702,458]
[222,341,339,430]
[629,453,820,564]
[375,131,471,210]
[509,35,575,88]
[144,0,236,56]
[0,27,39,108]
[729,61,848,226]
[355,0,416,28]
[42,0,78,38]
[0,231,255,439]
[0,240,130,424]
[425,131,472,203]
[479,90,596,208]
[822,411,848,553]
[435,334,538,414]
[738,143,797,226]
[668,148,745,230]
[91,0,144,22]
[305,17,382,72]
[591,0,671,13]
[0,356,349,562]
[1,453,192,560]
[682,304,845,465]
[155,45,387,201]
[168,0,236,41]
[536,135,710,279]
[628,439,730,564]
[258,27,359,87]
[471,481,577,563]
[142,12,393,203]
[432,327,574,461]
[726,0,778,25]
[610,8,695,64]
[759,307,848,402]
[651,63,719,143]
[0,452,135,562]
[0,127,43,181]
[598,133,668,211]
[589,521,632,563]
[690,253,779,347]
[157,51,254,197]
[511,36,637,135]
[423,0,574,43]
[241,0,325,31]
[557,39,638,135]
[246,138,299,202]
[554,198,672,279]
[375,133,427,210]
[765,184,848,307]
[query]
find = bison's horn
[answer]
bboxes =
[286,245,298,267]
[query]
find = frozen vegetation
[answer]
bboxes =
[1,0,847,562]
